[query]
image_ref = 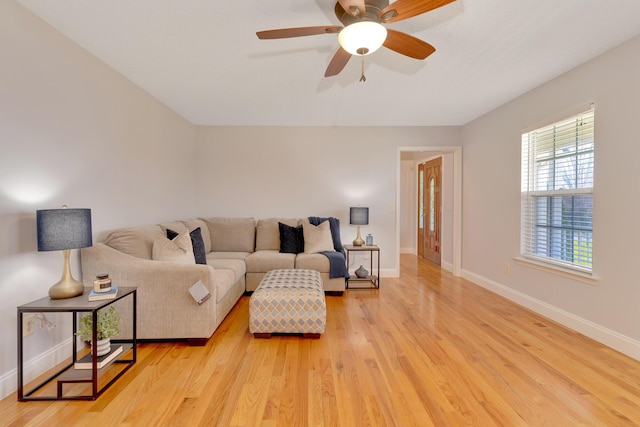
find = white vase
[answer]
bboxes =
[94,338,111,356]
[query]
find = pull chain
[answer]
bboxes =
[359,55,366,82]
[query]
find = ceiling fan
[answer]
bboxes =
[256,0,455,79]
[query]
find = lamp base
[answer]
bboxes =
[49,249,85,299]
[49,278,85,299]
[353,225,365,246]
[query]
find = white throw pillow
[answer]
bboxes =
[302,219,334,253]
[152,230,195,264]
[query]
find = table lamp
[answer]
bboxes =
[37,206,92,299]
[350,207,369,246]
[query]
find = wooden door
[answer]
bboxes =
[417,158,441,265]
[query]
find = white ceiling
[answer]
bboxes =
[16,0,640,126]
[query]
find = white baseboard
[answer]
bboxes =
[462,269,640,361]
[0,338,73,400]
[400,247,416,254]
[380,268,399,278]
[440,260,453,273]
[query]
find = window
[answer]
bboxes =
[521,108,594,273]
[419,169,424,230]
[429,177,435,232]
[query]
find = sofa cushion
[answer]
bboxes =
[200,217,256,253]
[279,222,304,254]
[167,227,207,265]
[181,219,212,253]
[245,250,296,273]
[302,219,334,253]
[255,217,299,251]
[104,225,163,260]
[152,230,195,264]
[159,221,187,234]
[295,252,330,273]
[207,251,251,261]
[213,268,237,303]
[206,258,247,284]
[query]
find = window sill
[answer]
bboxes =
[513,256,600,286]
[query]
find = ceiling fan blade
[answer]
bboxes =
[378,0,455,23]
[383,29,435,59]
[325,48,352,77]
[337,0,366,17]
[257,26,342,39]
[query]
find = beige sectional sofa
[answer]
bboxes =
[80,217,346,345]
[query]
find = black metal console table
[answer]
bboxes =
[17,286,136,401]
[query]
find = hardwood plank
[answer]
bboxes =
[3,255,640,426]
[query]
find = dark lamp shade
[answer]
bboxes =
[37,208,92,251]
[350,207,369,226]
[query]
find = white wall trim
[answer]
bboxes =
[380,268,399,278]
[461,269,640,361]
[0,338,73,400]
[441,260,453,273]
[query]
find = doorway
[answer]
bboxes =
[396,146,461,278]
[418,157,441,265]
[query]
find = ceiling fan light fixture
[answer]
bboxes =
[338,21,387,56]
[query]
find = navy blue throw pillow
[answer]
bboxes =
[278,222,304,254]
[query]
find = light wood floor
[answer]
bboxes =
[3,255,640,426]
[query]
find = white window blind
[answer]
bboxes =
[521,108,594,272]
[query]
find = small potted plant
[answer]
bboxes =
[76,306,121,356]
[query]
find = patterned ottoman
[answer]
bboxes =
[249,269,326,338]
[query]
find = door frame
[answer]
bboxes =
[396,146,462,277]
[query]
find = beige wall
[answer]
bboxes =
[0,1,195,397]
[461,34,640,358]
[193,126,461,274]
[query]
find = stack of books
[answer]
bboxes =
[74,345,123,369]
[88,285,118,301]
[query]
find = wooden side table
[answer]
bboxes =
[17,286,137,401]
[344,244,380,289]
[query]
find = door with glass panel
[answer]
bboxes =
[418,158,441,265]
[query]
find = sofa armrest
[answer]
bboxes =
[81,243,218,340]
